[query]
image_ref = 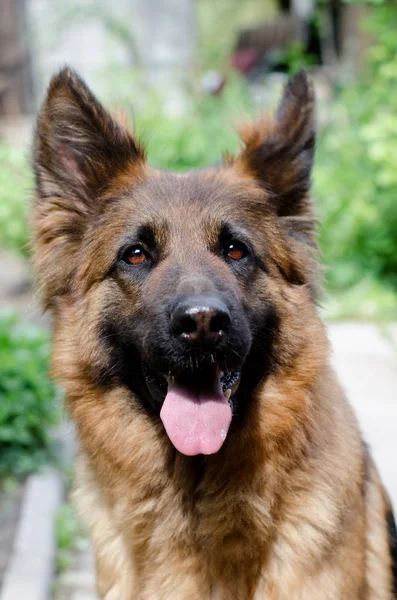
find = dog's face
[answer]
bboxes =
[33,68,318,456]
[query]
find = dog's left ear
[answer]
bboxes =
[236,70,315,221]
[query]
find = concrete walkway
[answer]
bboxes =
[55,322,397,600]
[329,323,397,508]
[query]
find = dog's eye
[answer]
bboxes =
[123,245,149,266]
[225,241,248,261]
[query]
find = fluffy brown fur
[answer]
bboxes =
[32,67,396,599]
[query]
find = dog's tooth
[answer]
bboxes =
[224,389,232,401]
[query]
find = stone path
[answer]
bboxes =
[0,485,25,588]
[329,323,397,507]
[55,322,396,600]
[54,545,96,600]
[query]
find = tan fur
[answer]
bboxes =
[32,68,396,599]
[63,297,393,600]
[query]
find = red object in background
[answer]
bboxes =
[230,49,259,74]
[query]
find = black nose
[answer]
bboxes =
[171,296,231,346]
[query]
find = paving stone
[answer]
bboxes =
[1,470,64,600]
[71,592,98,600]
[58,570,96,590]
[328,322,397,509]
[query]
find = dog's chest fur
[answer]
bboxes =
[74,381,367,600]
[77,442,274,598]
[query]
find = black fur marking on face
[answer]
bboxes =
[233,302,280,421]
[135,223,158,250]
[387,509,397,597]
[97,320,157,411]
[98,284,280,423]
[98,317,246,416]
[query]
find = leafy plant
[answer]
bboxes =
[56,501,86,572]
[0,144,32,255]
[314,3,397,292]
[277,41,318,75]
[134,75,250,172]
[0,311,60,477]
[3,1,397,319]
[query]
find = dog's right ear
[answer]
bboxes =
[32,67,145,308]
[34,67,144,199]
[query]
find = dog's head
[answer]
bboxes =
[33,68,320,456]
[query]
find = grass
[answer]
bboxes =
[55,501,87,573]
[321,278,397,323]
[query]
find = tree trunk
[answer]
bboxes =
[0,0,33,116]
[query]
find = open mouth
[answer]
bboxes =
[141,363,241,456]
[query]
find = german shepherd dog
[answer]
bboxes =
[32,68,396,599]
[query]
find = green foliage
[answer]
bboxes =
[136,76,250,172]
[314,4,397,292]
[321,279,397,322]
[0,311,59,478]
[277,41,318,75]
[0,144,31,255]
[343,0,386,5]
[2,1,397,318]
[56,501,86,572]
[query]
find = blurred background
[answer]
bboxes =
[0,1,396,599]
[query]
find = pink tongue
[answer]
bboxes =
[160,371,232,456]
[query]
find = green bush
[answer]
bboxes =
[128,74,251,172]
[314,4,397,292]
[0,312,59,478]
[0,144,32,255]
[2,4,397,315]
[55,501,86,572]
